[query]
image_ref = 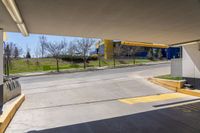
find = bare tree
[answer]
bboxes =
[4,44,12,75]
[131,46,140,64]
[157,48,163,60]
[147,48,154,60]
[39,36,47,58]
[26,46,31,59]
[75,38,96,69]
[4,42,16,58]
[67,41,77,64]
[4,42,20,75]
[13,46,23,59]
[44,40,66,72]
[34,46,41,67]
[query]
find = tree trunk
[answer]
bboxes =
[83,55,86,69]
[6,56,10,76]
[132,49,136,65]
[56,58,59,72]
[133,55,136,64]
[71,55,73,64]
[113,46,115,67]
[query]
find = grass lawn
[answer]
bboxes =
[155,74,184,80]
[9,58,154,74]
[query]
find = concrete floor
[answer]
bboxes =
[6,64,200,133]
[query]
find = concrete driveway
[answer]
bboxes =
[6,64,200,133]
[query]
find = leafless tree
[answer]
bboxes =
[4,42,22,75]
[115,44,123,57]
[131,46,140,64]
[157,48,163,60]
[4,42,16,58]
[25,46,31,59]
[44,40,66,72]
[147,48,154,60]
[67,41,77,64]
[13,46,23,59]
[34,46,41,67]
[39,36,47,58]
[75,38,96,69]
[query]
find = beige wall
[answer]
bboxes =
[182,43,200,78]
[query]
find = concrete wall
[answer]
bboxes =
[171,58,182,77]
[182,43,200,89]
[182,44,200,78]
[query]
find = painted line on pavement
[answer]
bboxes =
[119,93,187,105]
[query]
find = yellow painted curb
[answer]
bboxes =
[177,89,200,97]
[149,78,200,98]
[149,78,185,91]
[0,94,25,133]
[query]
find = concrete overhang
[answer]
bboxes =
[121,41,169,48]
[1,0,200,45]
[171,39,200,47]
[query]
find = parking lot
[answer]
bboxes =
[6,64,200,133]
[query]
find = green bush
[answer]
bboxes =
[89,54,98,60]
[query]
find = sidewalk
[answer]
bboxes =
[12,61,170,77]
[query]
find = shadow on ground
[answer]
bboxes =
[28,102,200,133]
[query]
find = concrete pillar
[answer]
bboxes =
[104,40,113,60]
[0,29,3,109]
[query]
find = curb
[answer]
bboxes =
[0,94,25,133]
[178,89,200,97]
[149,78,200,97]
[148,78,185,91]
[13,61,170,78]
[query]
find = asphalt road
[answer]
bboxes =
[6,64,200,133]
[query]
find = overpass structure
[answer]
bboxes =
[0,0,200,107]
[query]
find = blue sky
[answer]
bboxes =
[5,32,98,57]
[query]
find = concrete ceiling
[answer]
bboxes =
[1,0,200,44]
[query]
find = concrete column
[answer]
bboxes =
[104,40,113,60]
[0,29,3,109]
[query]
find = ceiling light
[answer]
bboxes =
[17,24,28,36]
[2,0,22,23]
[2,0,29,36]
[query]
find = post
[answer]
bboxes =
[104,40,113,60]
[97,48,101,67]
[0,29,3,112]
[113,43,116,67]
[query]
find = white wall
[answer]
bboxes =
[171,58,182,77]
[182,43,200,78]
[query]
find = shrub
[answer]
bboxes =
[88,54,98,60]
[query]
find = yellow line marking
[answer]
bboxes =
[119,93,186,105]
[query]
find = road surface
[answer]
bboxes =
[6,64,200,133]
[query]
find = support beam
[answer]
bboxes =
[104,40,113,60]
[0,29,3,111]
